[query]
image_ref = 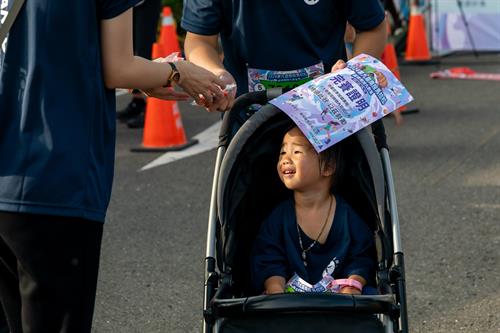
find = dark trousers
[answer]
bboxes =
[0,212,103,333]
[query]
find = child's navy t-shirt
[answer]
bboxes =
[250,194,375,293]
[0,0,140,222]
[182,0,385,95]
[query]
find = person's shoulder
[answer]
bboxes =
[180,0,224,35]
[344,0,385,31]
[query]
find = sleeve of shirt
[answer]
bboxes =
[181,0,223,35]
[250,207,289,294]
[98,0,142,20]
[344,0,386,31]
[340,206,376,283]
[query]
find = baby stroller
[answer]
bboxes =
[202,89,409,333]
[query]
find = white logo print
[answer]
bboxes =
[304,0,320,5]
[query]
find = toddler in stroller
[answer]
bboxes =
[202,90,408,333]
[251,126,376,296]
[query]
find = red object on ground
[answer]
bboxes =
[430,67,500,81]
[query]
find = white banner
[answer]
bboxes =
[430,0,500,52]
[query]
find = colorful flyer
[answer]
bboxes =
[269,54,414,152]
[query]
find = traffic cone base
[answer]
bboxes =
[131,97,197,152]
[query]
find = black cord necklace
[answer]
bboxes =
[296,195,333,267]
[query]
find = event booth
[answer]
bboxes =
[429,0,500,54]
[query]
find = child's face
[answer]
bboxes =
[277,127,330,192]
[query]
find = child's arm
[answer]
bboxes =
[264,276,286,294]
[339,206,377,294]
[339,275,366,295]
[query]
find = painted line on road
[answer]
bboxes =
[140,121,221,171]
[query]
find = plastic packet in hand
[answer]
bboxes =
[190,83,237,106]
[164,52,184,62]
[284,274,313,293]
[222,83,237,96]
[285,274,342,293]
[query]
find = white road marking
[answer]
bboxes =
[140,121,221,171]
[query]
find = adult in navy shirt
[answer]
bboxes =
[0,1,229,332]
[182,0,387,112]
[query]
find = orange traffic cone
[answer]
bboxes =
[404,5,432,62]
[381,17,419,122]
[158,7,180,56]
[381,19,401,80]
[382,44,400,79]
[131,44,197,152]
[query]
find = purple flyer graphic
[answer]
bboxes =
[270,54,414,152]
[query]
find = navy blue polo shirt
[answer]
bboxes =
[0,0,140,222]
[182,0,385,96]
[250,195,375,294]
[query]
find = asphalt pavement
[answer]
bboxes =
[92,54,500,333]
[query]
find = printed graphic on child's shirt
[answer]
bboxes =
[270,54,414,152]
[247,62,324,92]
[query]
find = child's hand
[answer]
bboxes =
[339,286,361,295]
[264,276,286,294]
[265,286,285,294]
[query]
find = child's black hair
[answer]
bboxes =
[318,142,345,190]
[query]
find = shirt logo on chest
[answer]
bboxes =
[304,0,320,5]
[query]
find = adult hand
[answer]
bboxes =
[174,61,227,110]
[142,87,190,101]
[331,59,347,73]
[209,69,237,112]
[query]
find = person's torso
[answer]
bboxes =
[0,0,136,221]
[220,0,346,95]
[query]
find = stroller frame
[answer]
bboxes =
[203,90,408,333]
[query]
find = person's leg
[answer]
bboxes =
[0,234,22,333]
[0,212,103,333]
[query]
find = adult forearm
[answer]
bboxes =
[100,9,173,90]
[103,55,171,90]
[352,18,387,59]
[184,33,225,73]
